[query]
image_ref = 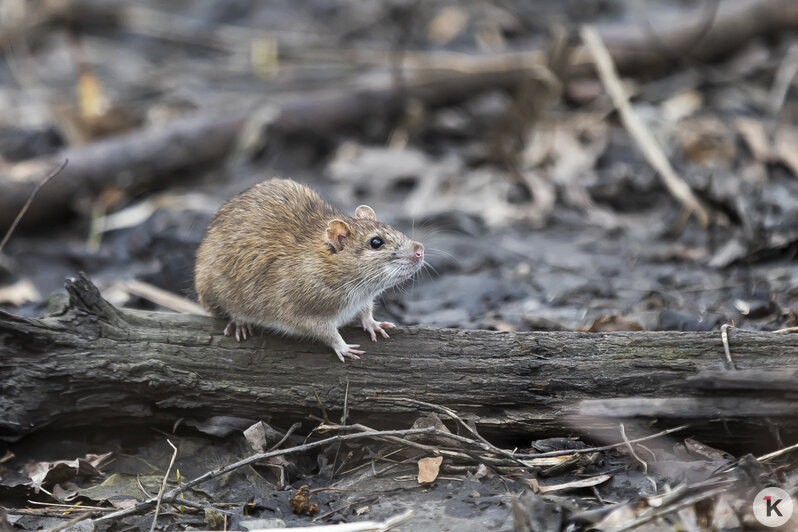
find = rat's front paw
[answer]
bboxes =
[224,320,253,341]
[334,343,365,363]
[361,318,395,342]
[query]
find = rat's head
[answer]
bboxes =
[325,205,423,295]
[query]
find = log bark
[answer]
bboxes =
[3,0,798,231]
[1,274,797,446]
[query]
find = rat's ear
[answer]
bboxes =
[326,219,351,252]
[355,205,376,220]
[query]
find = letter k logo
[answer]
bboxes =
[764,496,783,517]
[754,487,792,526]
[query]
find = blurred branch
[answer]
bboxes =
[3,0,797,231]
[580,25,716,227]
[0,159,67,254]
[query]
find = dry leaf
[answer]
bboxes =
[107,496,139,510]
[24,453,112,492]
[473,463,489,479]
[679,117,735,167]
[417,456,443,484]
[427,6,468,45]
[530,473,612,494]
[592,503,637,530]
[584,314,643,332]
[519,455,574,468]
[735,118,771,162]
[711,494,741,531]
[662,90,703,122]
[683,438,733,461]
[677,505,700,532]
[243,421,271,452]
[0,280,41,306]
[251,37,279,77]
[774,127,798,177]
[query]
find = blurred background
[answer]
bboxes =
[1,0,798,334]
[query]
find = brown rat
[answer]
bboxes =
[195,178,424,362]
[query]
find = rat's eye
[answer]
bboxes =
[369,237,384,249]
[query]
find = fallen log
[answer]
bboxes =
[1,274,797,448]
[3,0,798,231]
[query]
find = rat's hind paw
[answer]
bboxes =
[334,343,365,363]
[224,320,253,341]
[362,318,395,342]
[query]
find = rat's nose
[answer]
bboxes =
[412,242,424,262]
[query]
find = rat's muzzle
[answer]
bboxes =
[411,242,424,263]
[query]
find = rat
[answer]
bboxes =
[195,178,424,362]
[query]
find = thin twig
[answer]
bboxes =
[95,427,451,524]
[513,424,689,459]
[774,326,798,333]
[136,474,153,498]
[268,422,301,452]
[720,324,737,370]
[316,419,498,465]
[619,424,646,474]
[320,421,515,477]
[163,498,232,515]
[620,423,656,493]
[2,508,100,518]
[373,396,524,465]
[341,377,351,426]
[331,377,351,483]
[118,279,208,315]
[580,25,714,226]
[149,439,178,532]
[44,511,93,532]
[27,502,110,511]
[317,422,509,462]
[757,440,798,462]
[0,159,68,254]
[312,386,329,423]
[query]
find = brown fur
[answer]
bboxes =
[195,178,423,359]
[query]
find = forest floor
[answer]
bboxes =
[2,0,798,530]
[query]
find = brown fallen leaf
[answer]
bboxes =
[583,314,643,332]
[417,456,443,484]
[107,496,139,510]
